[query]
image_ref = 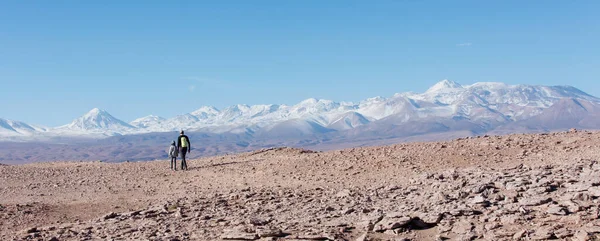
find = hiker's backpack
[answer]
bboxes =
[180,136,189,148]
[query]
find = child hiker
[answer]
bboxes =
[168,141,179,170]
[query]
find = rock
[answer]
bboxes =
[513,230,527,239]
[451,221,474,235]
[472,195,485,204]
[221,228,259,240]
[563,200,583,213]
[357,214,384,231]
[471,195,490,207]
[249,218,270,226]
[434,235,447,241]
[335,189,352,198]
[546,205,568,215]
[584,226,600,234]
[386,185,401,192]
[518,206,530,214]
[355,232,368,241]
[573,192,592,202]
[471,184,494,194]
[122,210,141,217]
[484,223,500,231]
[554,228,573,239]
[519,197,552,206]
[102,212,119,220]
[355,220,374,232]
[416,212,443,224]
[295,233,335,240]
[574,231,590,241]
[256,228,285,238]
[342,208,355,215]
[374,214,411,232]
[587,187,600,197]
[531,226,555,240]
[409,218,432,229]
[457,232,477,241]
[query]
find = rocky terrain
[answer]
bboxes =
[2,130,600,240]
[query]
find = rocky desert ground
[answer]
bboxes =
[2,130,600,240]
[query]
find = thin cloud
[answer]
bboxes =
[188,85,196,92]
[457,42,472,47]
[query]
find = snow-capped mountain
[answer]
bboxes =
[328,112,370,130]
[190,106,220,119]
[130,115,166,128]
[425,79,463,93]
[0,118,47,136]
[54,108,135,134]
[2,80,599,141]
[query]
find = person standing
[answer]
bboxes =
[168,141,178,170]
[177,130,191,170]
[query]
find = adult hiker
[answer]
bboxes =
[168,140,178,170]
[177,130,191,170]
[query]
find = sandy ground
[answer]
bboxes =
[2,130,600,240]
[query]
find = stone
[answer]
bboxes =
[587,187,600,197]
[373,216,411,232]
[296,233,336,240]
[221,228,259,240]
[546,205,568,215]
[249,218,270,226]
[355,232,368,241]
[484,223,500,231]
[122,210,141,217]
[256,228,285,238]
[102,212,119,220]
[554,228,573,239]
[574,231,591,241]
[573,193,592,202]
[500,215,521,225]
[416,212,443,224]
[519,197,552,206]
[472,195,486,204]
[531,226,555,240]
[451,221,474,235]
[335,189,352,198]
[584,226,600,234]
[457,231,477,241]
[355,220,375,232]
[342,208,355,215]
[513,230,527,239]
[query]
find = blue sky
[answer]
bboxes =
[1,1,599,126]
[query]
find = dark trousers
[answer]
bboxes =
[170,157,177,170]
[180,147,188,170]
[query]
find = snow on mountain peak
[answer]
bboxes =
[130,115,166,128]
[426,79,463,93]
[299,98,319,105]
[466,82,508,89]
[190,106,220,118]
[132,115,165,121]
[2,80,599,141]
[62,108,134,131]
[86,108,103,116]
[221,104,251,114]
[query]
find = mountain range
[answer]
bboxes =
[2,80,600,163]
